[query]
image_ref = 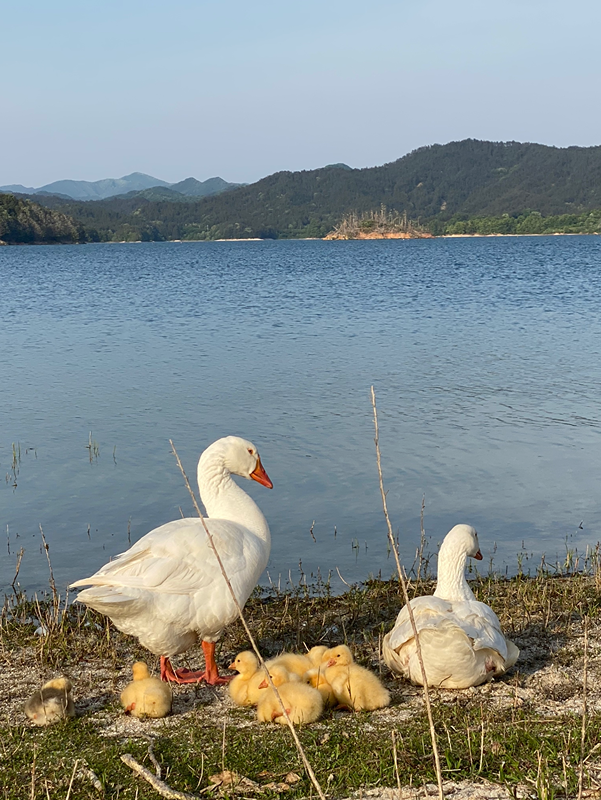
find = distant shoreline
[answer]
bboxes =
[441,232,598,238]
[1,232,598,247]
[115,232,600,243]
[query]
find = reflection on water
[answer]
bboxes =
[1,236,601,594]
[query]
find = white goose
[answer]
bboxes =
[383,524,519,688]
[71,436,272,685]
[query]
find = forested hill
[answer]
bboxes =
[187,139,601,237]
[16,140,601,240]
[0,194,84,244]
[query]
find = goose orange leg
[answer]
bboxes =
[160,642,233,685]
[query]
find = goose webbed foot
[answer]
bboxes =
[160,643,234,685]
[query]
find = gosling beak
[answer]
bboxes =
[474,549,483,561]
[258,678,268,689]
[228,662,237,671]
[250,455,273,489]
[326,659,336,668]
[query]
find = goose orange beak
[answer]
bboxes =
[474,549,483,561]
[250,456,273,489]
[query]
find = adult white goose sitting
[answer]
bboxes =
[383,524,519,688]
[71,436,272,685]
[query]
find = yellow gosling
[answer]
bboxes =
[257,666,323,725]
[307,645,328,667]
[228,651,269,706]
[120,662,172,719]
[265,651,313,678]
[304,667,336,708]
[322,645,390,711]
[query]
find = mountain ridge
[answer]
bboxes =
[0,172,241,201]
[4,140,601,241]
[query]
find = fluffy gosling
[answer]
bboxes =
[24,677,75,726]
[257,665,322,725]
[304,667,336,708]
[120,662,172,719]
[322,645,390,711]
[228,650,270,706]
[265,651,313,678]
[307,645,328,667]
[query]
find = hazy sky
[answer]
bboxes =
[3,0,600,187]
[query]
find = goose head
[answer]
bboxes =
[259,664,291,689]
[440,524,482,561]
[433,524,482,602]
[132,661,151,681]
[323,644,354,668]
[229,650,259,676]
[201,436,273,489]
[304,668,321,688]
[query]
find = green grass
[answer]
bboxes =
[2,699,600,798]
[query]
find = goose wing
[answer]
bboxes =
[450,600,509,659]
[386,595,453,650]
[71,517,266,597]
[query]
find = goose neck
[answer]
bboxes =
[433,545,475,602]
[197,450,270,541]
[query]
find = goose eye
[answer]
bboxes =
[248,448,254,455]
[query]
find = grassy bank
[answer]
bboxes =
[2,565,601,799]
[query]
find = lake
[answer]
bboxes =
[1,236,600,596]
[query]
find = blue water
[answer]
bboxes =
[1,237,600,595]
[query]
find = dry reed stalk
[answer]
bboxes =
[65,759,79,800]
[535,752,546,800]
[79,763,104,793]
[148,741,162,779]
[578,616,589,800]
[12,547,24,595]
[478,704,485,774]
[417,494,426,580]
[391,730,402,798]
[370,386,444,800]
[29,745,36,800]
[466,724,473,769]
[169,440,326,800]
[335,565,351,588]
[221,720,226,774]
[121,754,200,800]
[39,525,58,615]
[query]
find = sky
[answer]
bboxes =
[2,0,600,187]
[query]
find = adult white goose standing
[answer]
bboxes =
[71,436,273,685]
[383,524,519,688]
